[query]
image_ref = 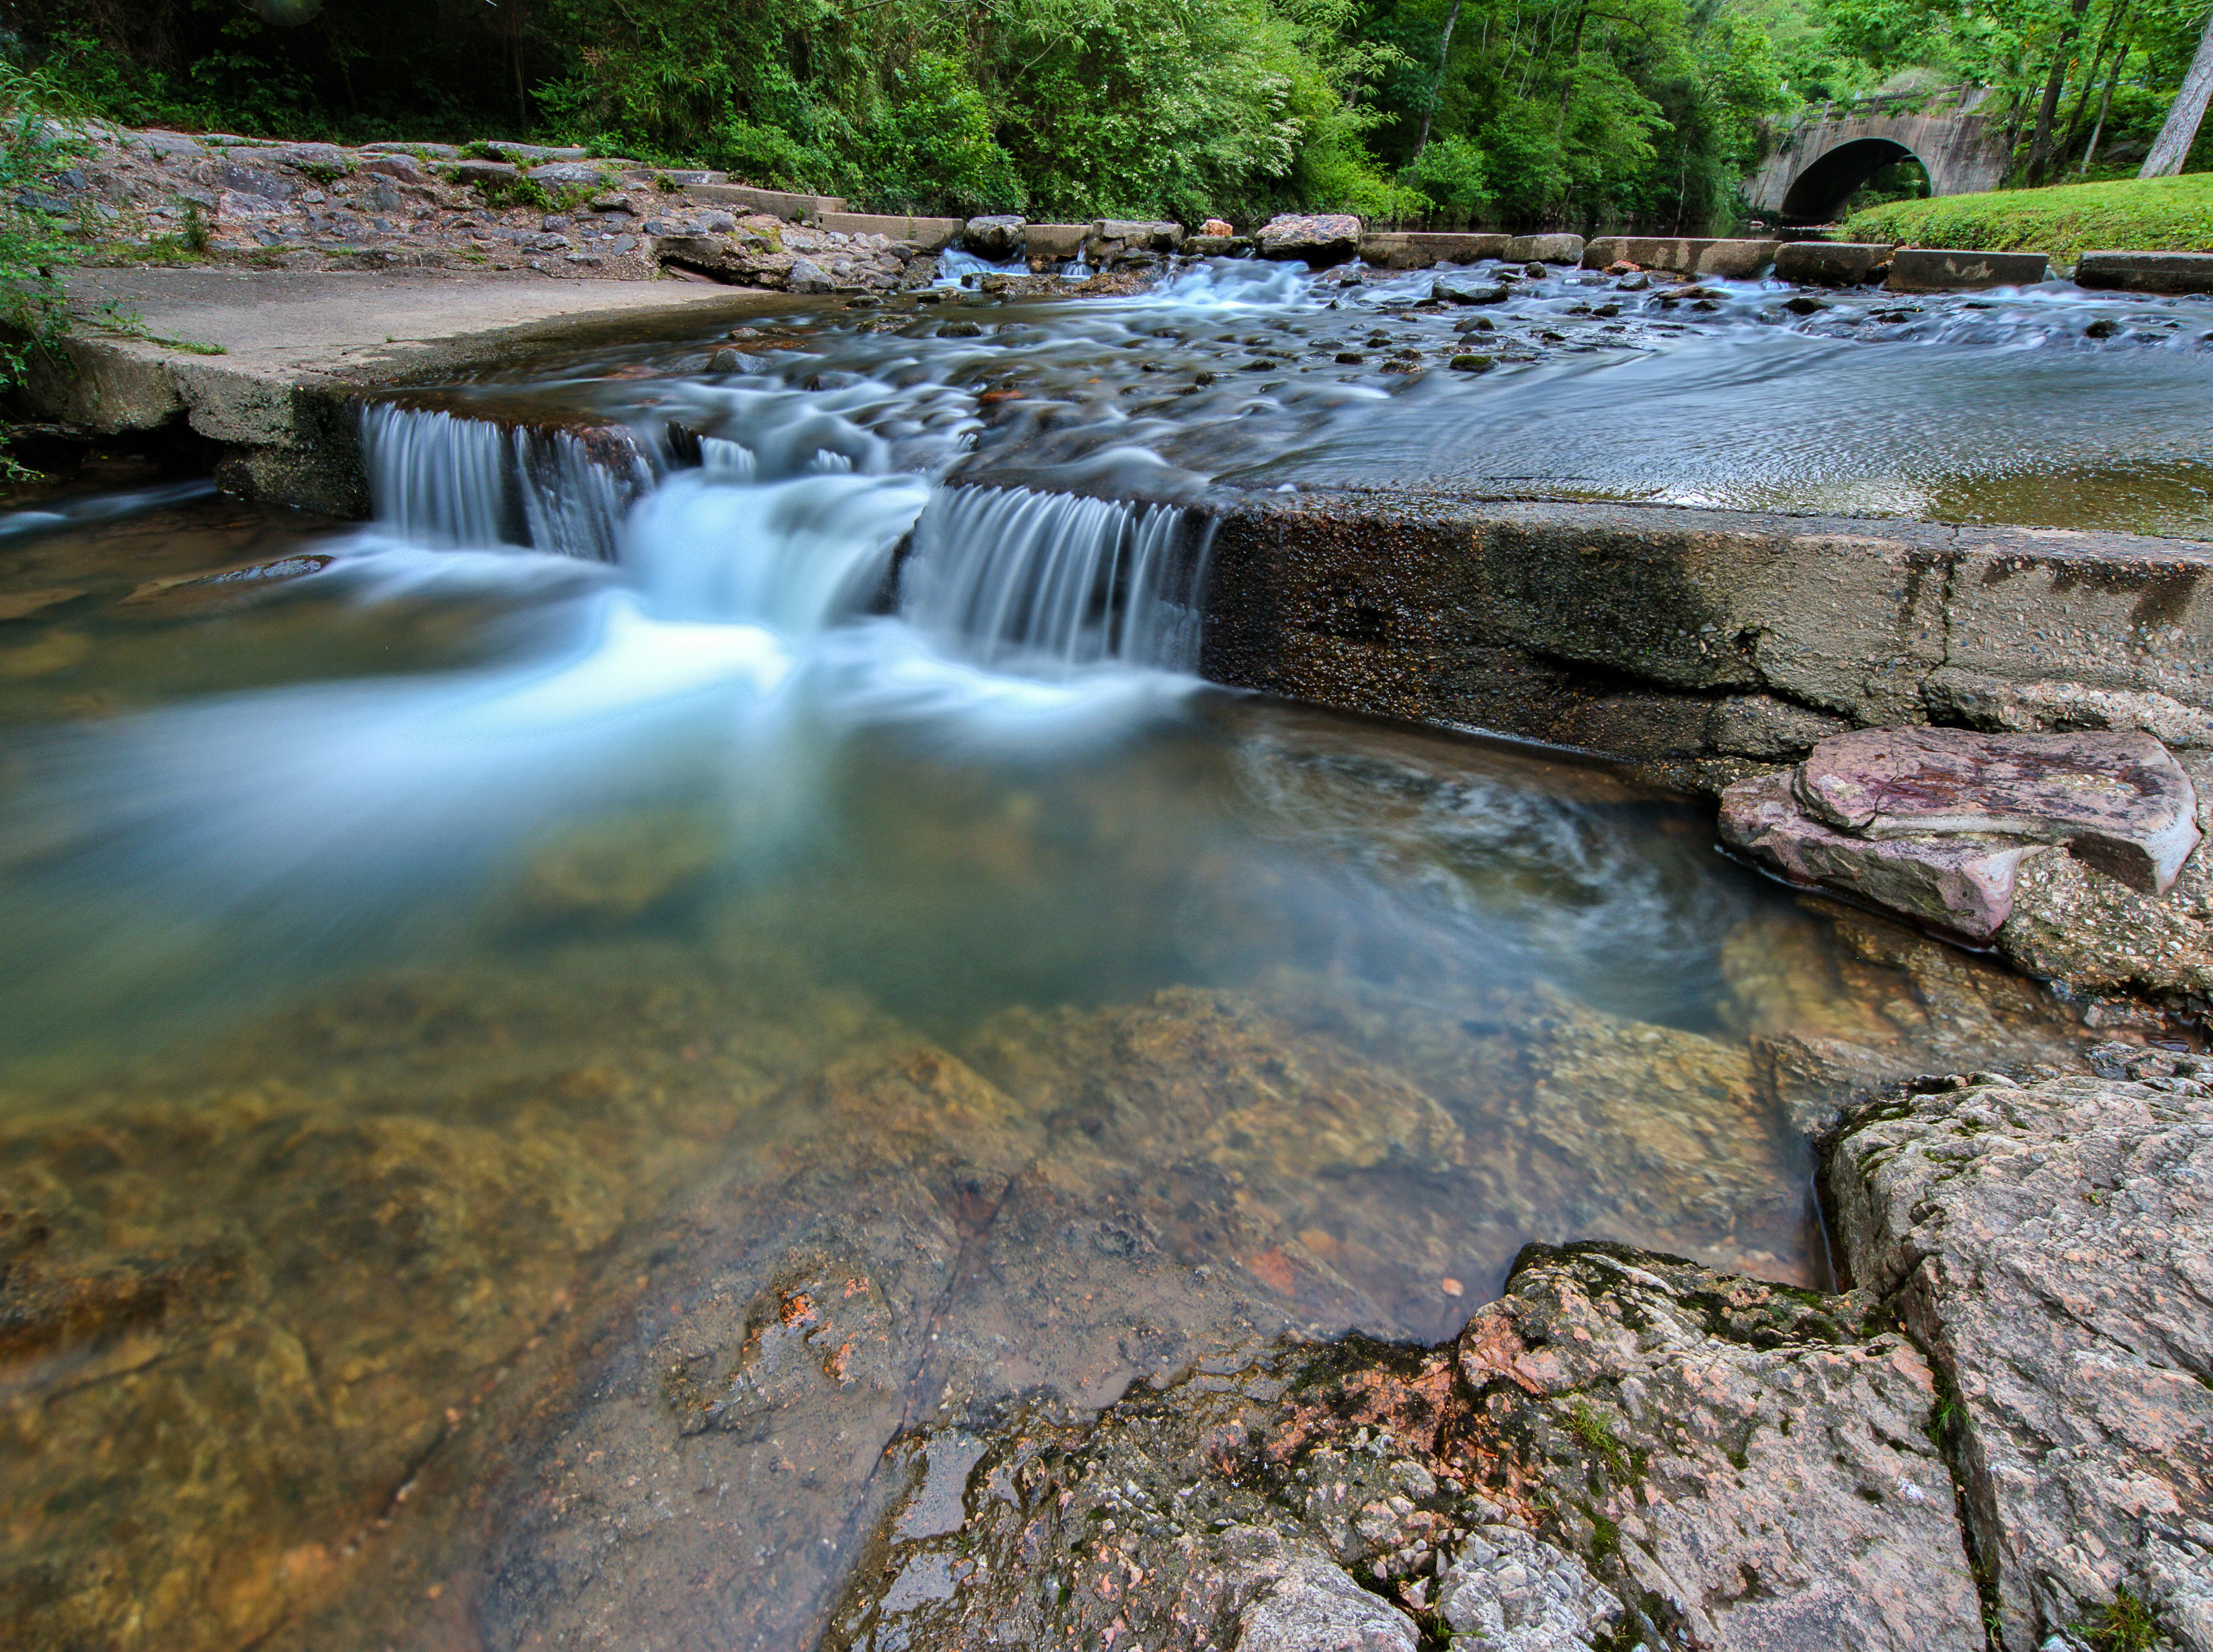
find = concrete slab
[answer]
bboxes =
[1407,232,1512,263]
[1504,233,1583,264]
[2072,249,2213,294]
[1582,237,1714,272]
[1775,241,1894,285]
[24,267,785,513]
[1887,248,2049,292]
[681,183,847,222]
[816,212,961,250]
[1695,239,1780,278]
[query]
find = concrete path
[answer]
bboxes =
[25,268,784,512]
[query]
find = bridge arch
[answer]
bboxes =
[1778,136,1928,222]
[1744,90,2011,224]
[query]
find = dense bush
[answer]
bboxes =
[3,0,2198,233]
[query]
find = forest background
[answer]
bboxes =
[2,0,2210,239]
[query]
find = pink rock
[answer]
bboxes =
[1796,727,2199,894]
[1720,772,2032,942]
[1202,218,1233,237]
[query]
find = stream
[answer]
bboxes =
[0,255,2191,1651]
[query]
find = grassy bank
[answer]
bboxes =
[1843,173,2213,269]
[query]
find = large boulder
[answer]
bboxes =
[1256,212,1363,267]
[960,214,1024,258]
[1829,1068,2213,1651]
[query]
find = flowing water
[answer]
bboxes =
[0,256,2169,1651]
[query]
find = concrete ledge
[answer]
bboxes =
[1696,239,1779,278]
[1361,232,1512,268]
[1504,233,1584,264]
[681,183,847,222]
[1195,491,2213,781]
[18,268,785,516]
[1889,248,2050,292]
[1583,236,1716,272]
[1776,241,1894,285]
[816,211,961,250]
[2073,249,2213,294]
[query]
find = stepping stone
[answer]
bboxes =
[1721,772,2033,942]
[1795,728,2200,894]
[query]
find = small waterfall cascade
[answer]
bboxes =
[361,403,652,561]
[900,486,1215,673]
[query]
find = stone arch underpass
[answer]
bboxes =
[1745,89,2012,224]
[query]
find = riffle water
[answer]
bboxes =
[0,256,2132,1652]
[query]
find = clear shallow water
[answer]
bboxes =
[0,261,2127,1652]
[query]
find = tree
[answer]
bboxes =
[2139,1,2213,173]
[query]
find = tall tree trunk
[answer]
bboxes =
[2140,2,2213,176]
[1412,0,1467,162]
[1554,0,1590,136]
[1999,86,2030,180]
[2026,0,2095,183]
[2082,23,2134,172]
[2061,0,2128,156]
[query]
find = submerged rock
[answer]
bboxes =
[1828,1070,2213,1651]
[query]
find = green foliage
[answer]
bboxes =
[2083,1586,2161,1652]
[1845,168,2213,260]
[0,59,86,478]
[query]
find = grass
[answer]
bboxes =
[2082,1586,2161,1651]
[1844,172,2213,270]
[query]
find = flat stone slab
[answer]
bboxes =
[1887,247,2050,291]
[681,180,845,221]
[1504,232,1583,264]
[1796,727,2200,894]
[1775,240,1894,285]
[2074,249,2213,295]
[1829,1070,2213,1652]
[1721,770,2032,940]
[1583,235,1716,271]
[817,210,960,250]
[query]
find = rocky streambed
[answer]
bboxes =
[5,180,2213,1652]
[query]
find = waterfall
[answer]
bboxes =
[900,486,1214,673]
[361,403,652,561]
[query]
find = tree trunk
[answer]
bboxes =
[2140,3,2213,175]
[2061,0,2128,156]
[1999,87,2030,180]
[1412,0,1467,162]
[2082,24,2134,172]
[1555,1,1591,136]
[2026,0,2095,183]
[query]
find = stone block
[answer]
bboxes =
[1580,236,1714,272]
[1502,232,1584,264]
[1886,248,2050,292]
[960,214,1024,258]
[2072,249,2213,294]
[1023,222,1087,259]
[682,182,845,222]
[1775,240,1895,285]
[1694,239,1780,278]
[819,212,960,250]
[1403,231,1512,264]
[1357,234,1434,270]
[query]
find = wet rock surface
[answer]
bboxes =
[1828,1068,2213,1651]
[827,1242,1978,1652]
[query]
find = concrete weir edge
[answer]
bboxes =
[1192,490,2213,789]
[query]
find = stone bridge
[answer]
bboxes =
[1746,87,2012,223]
